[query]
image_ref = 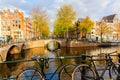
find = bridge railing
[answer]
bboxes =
[0,41,25,47]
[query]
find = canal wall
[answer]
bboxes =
[1,40,120,61]
[24,40,120,49]
[67,41,99,47]
[24,40,99,49]
[24,40,68,49]
[61,41,120,47]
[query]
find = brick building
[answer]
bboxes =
[91,14,120,42]
[0,8,24,42]
[25,17,35,40]
[102,14,120,41]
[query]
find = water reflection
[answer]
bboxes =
[46,41,60,52]
[0,45,120,78]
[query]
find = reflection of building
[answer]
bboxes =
[25,17,35,40]
[0,8,24,42]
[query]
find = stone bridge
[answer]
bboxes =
[0,43,25,61]
[0,39,66,62]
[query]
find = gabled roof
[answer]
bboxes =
[102,14,117,23]
[78,18,84,22]
[0,11,3,14]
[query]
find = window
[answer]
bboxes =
[17,20,20,23]
[19,25,21,29]
[16,20,17,23]
[8,26,10,31]
[2,21,5,25]
[3,26,6,31]
[16,20,20,24]
[7,20,10,24]
[16,14,18,18]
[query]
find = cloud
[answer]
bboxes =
[0,0,119,20]
[57,0,114,20]
[0,0,31,17]
[0,0,120,31]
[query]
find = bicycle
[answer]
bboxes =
[72,51,120,80]
[16,50,76,80]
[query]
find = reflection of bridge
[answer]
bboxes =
[0,39,66,61]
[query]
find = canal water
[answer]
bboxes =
[0,42,120,79]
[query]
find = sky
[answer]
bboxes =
[0,0,120,31]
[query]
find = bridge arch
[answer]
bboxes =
[20,43,26,57]
[45,40,61,51]
[21,43,26,50]
[45,40,61,46]
[6,45,21,61]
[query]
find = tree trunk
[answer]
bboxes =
[100,33,103,43]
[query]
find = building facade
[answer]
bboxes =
[102,14,120,41]
[0,8,24,42]
[90,14,120,42]
[25,17,35,40]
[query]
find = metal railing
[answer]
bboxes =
[0,52,120,79]
[0,56,83,64]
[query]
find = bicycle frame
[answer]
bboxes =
[37,50,71,80]
[89,54,117,79]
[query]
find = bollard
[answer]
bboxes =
[118,53,120,63]
[81,54,86,80]
[81,54,86,64]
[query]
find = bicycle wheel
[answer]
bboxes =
[72,64,96,80]
[109,63,120,79]
[59,64,76,80]
[17,69,43,80]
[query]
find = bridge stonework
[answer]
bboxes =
[0,43,25,61]
[0,40,65,61]
[0,40,99,61]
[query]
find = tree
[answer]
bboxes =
[54,5,76,38]
[31,7,50,39]
[76,16,94,39]
[75,19,81,39]
[96,20,110,42]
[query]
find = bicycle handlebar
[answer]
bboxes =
[80,51,118,58]
[31,51,118,61]
[98,51,117,56]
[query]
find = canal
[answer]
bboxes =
[0,42,120,79]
